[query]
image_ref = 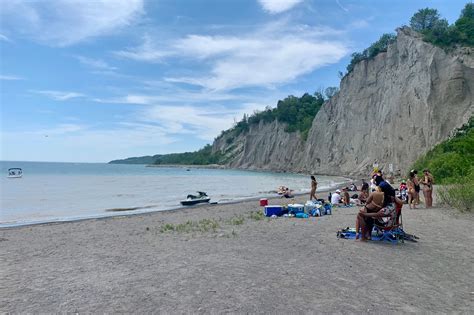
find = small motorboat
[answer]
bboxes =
[180,191,211,206]
[8,168,23,178]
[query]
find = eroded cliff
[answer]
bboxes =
[213,28,474,175]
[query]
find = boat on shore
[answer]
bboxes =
[180,191,211,206]
[8,168,23,178]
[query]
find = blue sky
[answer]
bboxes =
[0,0,468,162]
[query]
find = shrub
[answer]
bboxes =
[437,177,474,212]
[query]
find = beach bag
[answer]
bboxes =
[324,203,332,215]
[295,212,309,218]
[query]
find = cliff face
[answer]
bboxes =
[212,120,305,171]
[213,28,474,175]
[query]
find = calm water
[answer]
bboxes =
[0,161,348,227]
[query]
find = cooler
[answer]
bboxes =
[264,205,284,217]
[288,203,304,215]
[259,198,268,206]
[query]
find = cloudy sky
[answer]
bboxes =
[0,0,467,162]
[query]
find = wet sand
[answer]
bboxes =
[1,192,473,313]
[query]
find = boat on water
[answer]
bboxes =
[180,191,211,206]
[8,168,23,178]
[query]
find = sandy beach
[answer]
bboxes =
[1,191,473,313]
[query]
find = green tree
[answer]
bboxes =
[410,8,441,32]
[324,87,339,99]
[455,3,474,46]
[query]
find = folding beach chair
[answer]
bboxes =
[372,202,405,244]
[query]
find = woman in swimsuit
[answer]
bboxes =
[355,187,384,240]
[407,171,417,209]
[310,175,317,200]
[422,169,434,208]
[412,169,420,205]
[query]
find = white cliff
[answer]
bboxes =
[213,28,474,175]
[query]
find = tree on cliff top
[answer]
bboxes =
[410,8,442,32]
[455,3,474,46]
[409,4,474,47]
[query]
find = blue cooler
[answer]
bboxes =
[288,204,304,215]
[264,205,284,217]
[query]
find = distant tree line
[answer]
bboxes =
[346,3,474,74]
[153,144,223,165]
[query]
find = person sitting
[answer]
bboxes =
[277,186,287,195]
[356,176,400,240]
[355,187,384,240]
[349,183,358,191]
[282,187,294,199]
[342,188,350,206]
[331,189,342,205]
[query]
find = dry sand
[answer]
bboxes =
[1,192,473,313]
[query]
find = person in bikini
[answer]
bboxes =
[356,176,400,240]
[412,169,421,205]
[310,175,318,200]
[355,186,384,240]
[407,171,417,209]
[422,169,434,208]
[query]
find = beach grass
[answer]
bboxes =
[159,218,220,233]
[248,210,265,221]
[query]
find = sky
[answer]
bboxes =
[0,0,468,163]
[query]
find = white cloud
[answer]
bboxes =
[141,104,258,141]
[75,56,117,71]
[33,90,85,101]
[94,90,242,105]
[0,34,12,42]
[115,22,348,91]
[336,0,349,12]
[257,0,303,14]
[114,35,170,62]
[1,0,144,46]
[0,75,24,80]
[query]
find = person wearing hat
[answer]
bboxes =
[331,189,342,205]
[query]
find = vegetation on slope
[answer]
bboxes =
[411,4,474,48]
[346,3,474,74]
[221,92,327,141]
[411,117,474,211]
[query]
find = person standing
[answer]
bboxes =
[422,169,434,208]
[310,175,318,200]
[412,169,421,205]
[407,171,417,209]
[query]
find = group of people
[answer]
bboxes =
[405,169,434,209]
[309,167,435,241]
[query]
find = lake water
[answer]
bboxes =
[0,161,348,227]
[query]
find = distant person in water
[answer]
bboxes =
[422,169,434,208]
[310,175,318,200]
